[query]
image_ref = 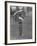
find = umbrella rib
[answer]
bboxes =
[13,10,23,16]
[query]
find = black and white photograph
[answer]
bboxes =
[10,6,32,40]
[5,1,36,45]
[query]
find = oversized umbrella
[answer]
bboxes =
[13,10,25,36]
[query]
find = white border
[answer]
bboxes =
[7,2,35,43]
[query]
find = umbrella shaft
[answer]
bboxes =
[19,22,22,36]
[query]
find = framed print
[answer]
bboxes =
[5,1,36,45]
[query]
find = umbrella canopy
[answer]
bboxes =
[13,10,26,23]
